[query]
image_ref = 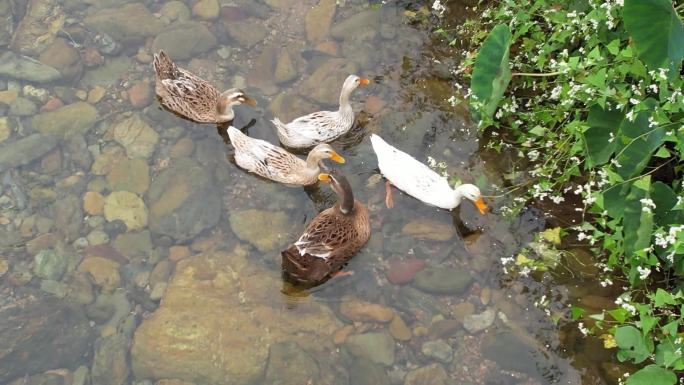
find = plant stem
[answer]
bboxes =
[511,71,564,77]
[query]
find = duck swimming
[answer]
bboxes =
[281,171,370,284]
[153,50,257,123]
[370,134,488,213]
[272,75,369,149]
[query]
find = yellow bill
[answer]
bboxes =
[474,197,488,214]
[318,173,331,183]
[359,78,370,86]
[330,152,345,164]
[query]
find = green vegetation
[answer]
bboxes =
[451,0,684,382]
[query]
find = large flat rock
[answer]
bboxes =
[131,247,342,385]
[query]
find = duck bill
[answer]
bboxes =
[241,94,258,107]
[359,78,370,86]
[330,152,345,164]
[474,197,489,214]
[318,173,331,183]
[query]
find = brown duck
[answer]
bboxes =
[153,50,257,123]
[281,171,370,284]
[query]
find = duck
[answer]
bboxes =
[281,171,370,284]
[153,50,257,123]
[226,126,346,186]
[370,134,489,213]
[272,75,369,149]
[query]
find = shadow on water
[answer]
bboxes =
[0,0,622,384]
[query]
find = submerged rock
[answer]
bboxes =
[228,209,289,252]
[0,51,62,83]
[91,333,129,385]
[299,58,358,106]
[224,19,267,49]
[39,38,83,80]
[104,191,148,231]
[10,0,63,56]
[0,133,60,173]
[111,114,159,159]
[421,340,453,364]
[152,22,217,61]
[32,102,98,138]
[305,0,336,43]
[131,248,342,384]
[33,248,68,280]
[404,363,447,385]
[339,297,395,323]
[263,342,320,385]
[401,218,456,241]
[0,295,94,382]
[462,308,495,334]
[344,331,395,366]
[148,158,221,241]
[349,358,390,385]
[412,266,473,295]
[84,3,163,48]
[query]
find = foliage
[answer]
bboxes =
[449,0,684,381]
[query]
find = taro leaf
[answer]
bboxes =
[623,176,653,256]
[616,325,653,363]
[624,0,684,76]
[470,24,512,121]
[603,182,632,219]
[615,107,665,179]
[651,182,680,225]
[583,104,623,168]
[656,341,684,370]
[626,364,677,385]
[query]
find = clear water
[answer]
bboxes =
[0,1,622,384]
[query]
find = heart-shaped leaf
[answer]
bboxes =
[583,105,623,168]
[616,325,653,363]
[470,24,512,121]
[626,364,676,385]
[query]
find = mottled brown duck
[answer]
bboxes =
[153,50,257,123]
[281,171,370,284]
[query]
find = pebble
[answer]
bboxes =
[169,137,195,158]
[83,48,104,68]
[402,218,455,241]
[104,191,148,231]
[88,86,106,104]
[169,245,191,262]
[40,98,64,113]
[421,340,453,364]
[86,230,110,246]
[0,89,18,105]
[192,0,220,20]
[128,82,152,109]
[0,117,10,142]
[386,258,426,285]
[462,308,496,334]
[404,363,448,385]
[388,314,411,341]
[340,298,395,323]
[9,97,37,116]
[150,282,168,301]
[413,266,473,295]
[0,257,9,276]
[333,325,355,345]
[83,191,105,215]
[78,256,121,292]
[112,114,159,159]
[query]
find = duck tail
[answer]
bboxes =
[271,117,290,142]
[153,50,176,80]
[281,245,328,284]
[369,133,387,151]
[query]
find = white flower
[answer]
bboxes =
[578,322,589,336]
[432,0,446,15]
[637,266,651,280]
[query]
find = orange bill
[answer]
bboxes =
[330,151,345,164]
[359,78,370,86]
[474,197,489,214]
[318,173,331,183]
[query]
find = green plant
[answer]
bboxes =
[455,0,684,382]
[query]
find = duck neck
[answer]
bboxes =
[332,179,355,215]
[217,99,235,121]
[305,152,322,171]
[338,87,353,113]
[452,186,467,208]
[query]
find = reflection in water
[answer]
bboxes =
[0,0,614,384]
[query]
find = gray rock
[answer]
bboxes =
[113,230,152,263]
[84,3,163,47]
[0,51,62,83]
[229,209,289,252]
[350,358,391,385]
[412,266,473,295]
[0,133,60,173]
[91,334,129,385]
[225,19,268,49]
[9,0,61,56]
[345,331,395,366]
[264,342,320,385]
[81,56,131,87]
[299,58,359,106]
[421,340,453,364]
[462,308,495,334]
[404,364,447,385]
[481,331,549,379]
[32,102,98,138]
[152,22,217,61]
[0,0,12,47]
[72,366,90,385]
[53,195,83,242]
[148,158,221,241]
[33,249,68,280]
[160,1,191,22]
[8,97,37,116]
[330,10,380,40]
[0,296,94,382]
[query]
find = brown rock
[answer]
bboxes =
[40,98,64,113]
[0,90,18,105]
[339,298,394,323]
[314,40,340,56]
[156,380,196,385]
[389,314,411,341]
[26,233,59,255]
[82,48,104,68]
[129,82,152,109]
[40,148,62,175]
[39,38,83,80]
[305,0,336,43]
[402,218,455,241]
[169,245,191,262]
[386,258,426,285]
[333,325,355,345]
[192,0,219,20]
[450,302,475,323]
[83,191,105,215]
[299,58,358,106]
[78,256,121,292]
[88,86,107,104]
[169,137,194,159]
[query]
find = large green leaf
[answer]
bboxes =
[583,105,623,168]
[604,182,632,219]
[623,0,684,75]
[615,109,665,179]
[623,176,653,256]
[651,182,680,225]
[470,24,512,121]
[616,325,653,363]
[626,365,677,385]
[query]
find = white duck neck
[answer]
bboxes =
[338,86,354,112]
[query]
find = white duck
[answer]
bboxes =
[272,75,369,149]
[370,134,488,213]
[227,126,345,186]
